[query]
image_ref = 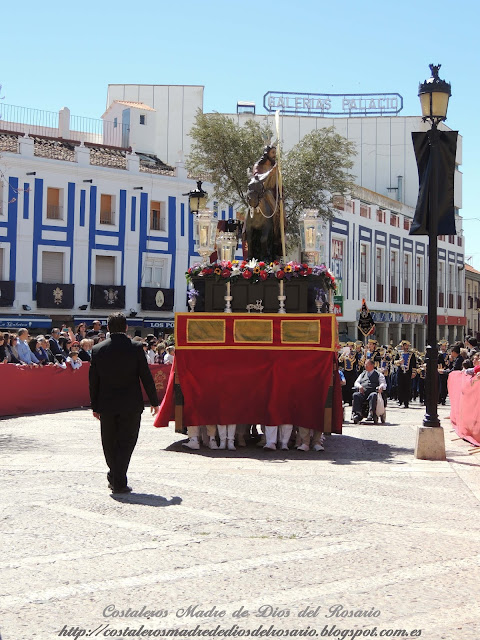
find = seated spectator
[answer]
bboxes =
[49,328,64,357]
[38,336,56,364]
[146,341,156,365]
[163,345,175,365]
[4,333,21,364]
[17,328,40,366]
[75,323,87,342]
[78,338,93,362]
[58,336,72,357]
[0,332,7,363]
[30,335,50,365]
[97,332,106,343]
[155,341,167,364]
[66,350,82,369]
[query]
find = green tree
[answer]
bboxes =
[186,111,356,248]
[186,110,272,208]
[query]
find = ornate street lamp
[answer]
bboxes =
[415,64,451,460]
[300,209,324,265]
[184,180,208,214]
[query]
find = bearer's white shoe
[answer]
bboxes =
[313,444,325,452]
[297,443,310,452]
[183,438,200,450]
[263,443,276,450]
[227,440,236,451]
[209,438,219,450]
[219,439,227,450]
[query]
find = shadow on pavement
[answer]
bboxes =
[165,435,413,466]
[110,493,183,506]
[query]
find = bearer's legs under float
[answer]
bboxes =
[218,424,236,450]
[183,425,217,450]
[264,424,293,451]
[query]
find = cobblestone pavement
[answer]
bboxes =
[1,401,480,640]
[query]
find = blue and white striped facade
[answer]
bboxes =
[0,142,233,330]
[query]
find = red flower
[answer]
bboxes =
[221,269,230,278]
[243,270,253,279]
[258,261,266,268]
[259,270,268,280]
[276,270,285,279]
[307,267,312,275]
[302,263,308,269]
[204,267,213,275]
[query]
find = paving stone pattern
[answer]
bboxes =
[1,402,480,640]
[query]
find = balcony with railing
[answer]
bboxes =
[46,204,63,220]
[100,210,115,225]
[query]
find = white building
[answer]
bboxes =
[0,84,465,343]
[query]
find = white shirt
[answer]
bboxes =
[354,369,387,392]
[146,349,156,365]
[163,353,174,365]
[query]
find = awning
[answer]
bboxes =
[144,318,174,329]
[73,316,145,327]
[0,316,52,329]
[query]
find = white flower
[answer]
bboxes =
[246,259,258,270]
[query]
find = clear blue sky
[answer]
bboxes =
[3,0,480,268]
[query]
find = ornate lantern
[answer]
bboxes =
[216,231,238,263]
[300,209,325,265]
[184,180,208,214]
[194,209,218,264]
[418,64,451,126]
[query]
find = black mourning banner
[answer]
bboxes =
[0,281,15,307]
[358,299,375,337]
[36,282,74,309]
[90,284,126,309]
[410,130,458,236]
[141,287,174,311]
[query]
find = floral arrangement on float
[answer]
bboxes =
[186,259,336,292]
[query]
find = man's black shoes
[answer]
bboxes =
[111,485,132,494]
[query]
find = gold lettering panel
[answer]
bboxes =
[234,320,273,343]
[281,320,320,344]
[187,319,226,343]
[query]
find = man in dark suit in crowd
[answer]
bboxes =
[89,312,159,494]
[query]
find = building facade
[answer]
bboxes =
[465,265,480,340]
[0,83,466,342]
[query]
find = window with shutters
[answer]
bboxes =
[0,247,4,279]
[42,251,64,283]
[46,187,63,220]
[360,244,368,284]
[376,248,384,302]
[150,200,166,231]
[390,251,398,303]
[142,257,166,287]
[95,255,115,285]
[100,194,115,225]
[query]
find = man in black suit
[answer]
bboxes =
[89,312,159,494]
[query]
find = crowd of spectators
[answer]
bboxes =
[0,322,175,369]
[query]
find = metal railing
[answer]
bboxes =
[100,211,115,225]
[46,205,63,220]
[0,103,129,149]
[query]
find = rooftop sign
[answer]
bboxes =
[264,91,403,116]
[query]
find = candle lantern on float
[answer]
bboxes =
[300,209,324,265]
[194,209,218,264]
[216,231,238,263]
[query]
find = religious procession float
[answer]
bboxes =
[155,124,343,438]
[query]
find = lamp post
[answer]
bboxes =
[415,64,451,460]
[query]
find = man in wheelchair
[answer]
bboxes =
[351,359,387,424]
